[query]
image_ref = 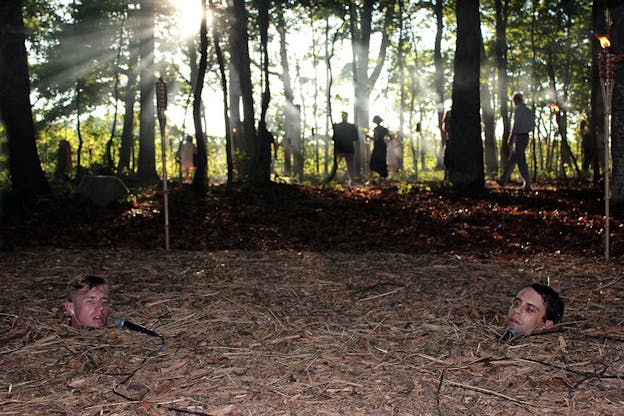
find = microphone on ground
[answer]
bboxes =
[500,327,517,341]
[115,317,161,337]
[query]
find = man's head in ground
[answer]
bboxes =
[64,275,111,328]
[506,283,564,336]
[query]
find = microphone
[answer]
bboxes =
[115,317,160,337]
[500,327,517,341]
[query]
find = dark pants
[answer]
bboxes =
[500,134,530,185]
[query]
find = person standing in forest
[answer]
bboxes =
[179,135,196,184]
[367,115,393,185]
[499,93,535,191]
[330,111,359,186]
[64,275,111,329]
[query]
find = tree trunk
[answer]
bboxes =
[350,0,391,180]
[0,0,49,195]
[592,1,608,185]
[277,7,294,177]
[609,1,624,205]
[192,0,209,191]
[228,59,242,178]
[252,0,272,185]
[118,43,138,173]
[230,0,257,183]
[137,0,158,183]
[447,0,484,194]
[480,39,498,177]
[434,0,445,169]
[76,81,83,179]
[208,0,234,189]
[107,18,126,172]
[397,0,405,172]
[495,0,510,171]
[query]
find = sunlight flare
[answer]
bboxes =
[169,0,210,39]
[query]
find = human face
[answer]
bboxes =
[506,287,553,335]
[65,285,110,328]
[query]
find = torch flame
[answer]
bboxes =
[549,103,560,112]
[594,33,611,49]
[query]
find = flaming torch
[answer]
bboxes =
[596,34,615,261]
[155,75,170,250]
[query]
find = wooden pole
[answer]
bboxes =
[602,81,610,261]
[596,34,615,262]
[156,77,170,250]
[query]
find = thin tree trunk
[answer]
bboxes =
[208,0,233,189]
[480,38,498,177]
[495,0,510,171]
[277,7,294,177]
[192,0,209,191]
[434,0,445,169]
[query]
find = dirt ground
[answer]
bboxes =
[1,248,623,416]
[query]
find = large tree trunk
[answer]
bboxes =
[230,0,257,183]
[591,1,608,185]
[0,0,49,195]
[447,0,484,194]
[137,0,158,183]
[609,1,624,205]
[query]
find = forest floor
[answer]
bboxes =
[1,179,623,415]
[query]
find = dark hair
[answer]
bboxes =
[512,92,524,103]
[530,283,564,324]
[67,275,109,302]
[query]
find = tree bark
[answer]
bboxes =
[118,42,138,173]
[252,0,272,184]
[480,38,498,177]
[0,0,49,195]
[609,1,624,205]
[434,0,445,169]
[277,7,294,177]
[230,0,257,183]
[591,1,608,185]
[447,0,484,193]
[495,0,510,171]
[192,0,209,191]
[350,0,392,180]
[208,0,234,189]
[137,0,158,183]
